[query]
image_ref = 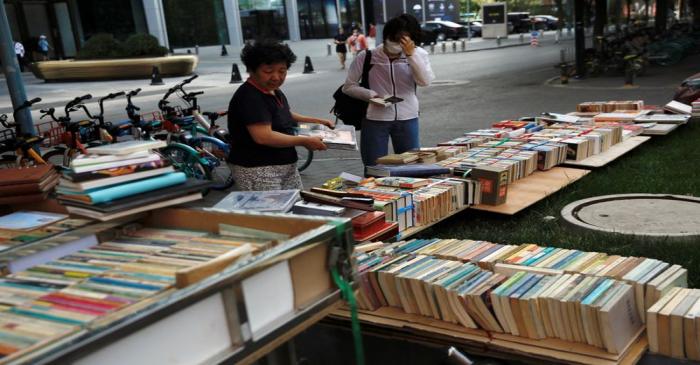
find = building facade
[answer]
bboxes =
[3,0,363,60]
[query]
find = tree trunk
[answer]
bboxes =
[656,0,668,31]
[594,0,607,35]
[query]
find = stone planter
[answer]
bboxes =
[30,55,198,82]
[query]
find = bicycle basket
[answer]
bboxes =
[0,128,15,143]
[35,120,66,148]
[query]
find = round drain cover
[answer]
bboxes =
[561,194,700,240]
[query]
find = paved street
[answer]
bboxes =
[2,30,695,204]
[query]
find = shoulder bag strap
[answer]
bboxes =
[360,50,372,89]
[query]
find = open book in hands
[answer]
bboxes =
[296,124,358,151]
[370,95,404,107]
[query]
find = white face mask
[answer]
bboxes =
[384,40,403,54]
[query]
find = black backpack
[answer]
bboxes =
[331,50,372,130]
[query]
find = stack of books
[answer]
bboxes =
[354,253,644,354]
[56,140,207,221]
[577,100,644,113]
[0,225,265,358]
[0,165,59,205]
[365,164,451,178]
[647,287,700,360]
[357,239,686,321]
[0,211,92,252]
[212,190,300,213]
[692,98,700,117]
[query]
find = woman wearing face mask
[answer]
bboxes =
[227,39,332,191]
[342,14,435,168]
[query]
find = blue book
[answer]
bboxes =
[522,247,557,266]
[365,164,451,178]
[60,172,187,205]
[552,250,584,270]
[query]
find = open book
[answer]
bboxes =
[296,124,358,151]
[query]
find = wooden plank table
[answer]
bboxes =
[563,136,651,169]
[471,167,591,215]
[328,307,647,365]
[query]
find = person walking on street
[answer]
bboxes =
[347,27,368,57]
[342,14,435,167]
[227,39,333,191]
[14,41,25,72]
[38,35,51,61]
[334,28,348,69]
[368,23,377,38]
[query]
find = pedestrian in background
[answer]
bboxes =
[14,40,25,72]
[334,27,348,69]
[226,39,332,191]
[38,35,50,61]
[347,27,368,57]
[342,14,435,167]
[368,22,377,39]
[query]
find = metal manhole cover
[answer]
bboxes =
[561,194,700,241]
[430,80,470,87]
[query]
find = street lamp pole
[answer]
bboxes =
[0,0,34,135]
[467,0,472,41]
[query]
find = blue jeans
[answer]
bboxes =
[360,118,420,166]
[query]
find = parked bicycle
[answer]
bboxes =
[157,75,234,189]
[39,94,101,167]
[0,97,48,167]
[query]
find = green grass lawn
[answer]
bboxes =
[417,120,700,286]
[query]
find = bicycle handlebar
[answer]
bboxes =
[182,74,198,85]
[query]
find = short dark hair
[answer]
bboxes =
[240,39,297,72]
[383,14,422,43]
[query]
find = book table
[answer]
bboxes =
[0,208,354,365]
[564,137,651,169]
[328,307,648,365]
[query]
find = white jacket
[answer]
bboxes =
[342,45,435,121]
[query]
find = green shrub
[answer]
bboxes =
[122,33,169,58]
[76,33,169,60]
[76,33,124,60]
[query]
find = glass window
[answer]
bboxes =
[239,0,289,40]
[77,0,139,40]
[163,0,230,48]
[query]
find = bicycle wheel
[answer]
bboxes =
[42,149,72,168]
[194,139,234,190]
[160,145,210,181]
[296,147,314,172]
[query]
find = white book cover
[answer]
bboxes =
[664,100,692,114]
[86,140,167,155]
[71,150,150,167]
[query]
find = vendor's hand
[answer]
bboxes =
[317,118,335,129]
[400,36,416,56]
[303,136,328,151]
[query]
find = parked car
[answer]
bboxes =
[507,12,531,33]
[422,20,468,42]
[532,15,559,30]
[457,21,482,37]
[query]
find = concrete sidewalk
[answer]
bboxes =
[0,30,573,112]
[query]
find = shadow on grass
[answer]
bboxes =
[417,120,700,286]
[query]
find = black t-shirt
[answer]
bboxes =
[335,33,348,53]
[227,81,298,167]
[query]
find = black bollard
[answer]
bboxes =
[221,44,228,56]
[229,63,243,83]
[303,56,314,74]
[150,66,164,85]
